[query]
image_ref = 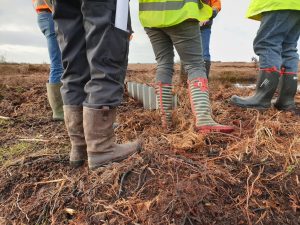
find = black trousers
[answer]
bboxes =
[53,0,130,108]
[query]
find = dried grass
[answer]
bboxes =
[0,63,299,224]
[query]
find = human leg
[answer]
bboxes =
[37,12,64,84]
[201,27,211,78]
[81,0,140,169]
[53,0,90,106]
[53,0,89,166]
[37,12,64,120]
[274,11,300,114]
[168,21,234,133]
[145,27,175,128]
[230,11,296,109]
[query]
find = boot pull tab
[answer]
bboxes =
[260,66,279,74]
[101,106,110,121]
[280,67,297,76]
[192,78,208,92]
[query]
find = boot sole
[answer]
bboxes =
[89,152,137,170]
[274,105,300,115]
[52,117,64,121]
[273,104,296,111]
[196,125,234,134]
[70,160,85,168]
[231,101,270,110]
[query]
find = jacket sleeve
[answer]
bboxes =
[211,0,221,12]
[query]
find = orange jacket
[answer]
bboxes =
[32,0,50,13]
[204,0,221,12]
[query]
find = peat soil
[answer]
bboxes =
[0,63,300,225]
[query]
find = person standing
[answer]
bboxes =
[52,0,140,169]
[200,0,221,78]
[139,0,234,133]
[32,0,64,120]
[231,0,300,114]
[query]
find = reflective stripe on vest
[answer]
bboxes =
[140,0,203,11]
[246,0,300,21]
[32,0,49,11]
[139,0,212,28]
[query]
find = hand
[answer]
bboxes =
[212,8,219,19]
[200,20,210,27]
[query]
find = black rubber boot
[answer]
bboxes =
[64,106,87,168]
[231,69,280,109]
[204,60,211,79]
[274,71,299,114]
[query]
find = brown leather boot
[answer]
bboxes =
[64,106,87,167]
[83,106,141,170]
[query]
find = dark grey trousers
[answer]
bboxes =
[53,0,130,108]
[145,21,207,84]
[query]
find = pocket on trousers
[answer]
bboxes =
[100,25,130,65]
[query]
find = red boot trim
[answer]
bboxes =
[195,125,234,134]
[188,77,208,92]
[260,67,280,73]
[280,67,297,76]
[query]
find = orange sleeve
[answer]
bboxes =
[210,0,221,12]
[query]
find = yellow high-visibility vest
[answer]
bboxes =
[139,0,213,28]
[246,0,300,21]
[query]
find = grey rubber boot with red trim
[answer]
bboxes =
[83,107,141,170]
[188,77,234,134]
[231,68,280,109]
[155,82,173,129]
[274,69,299,114]
[64,106,87,168]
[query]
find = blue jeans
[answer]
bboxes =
[37,12,63,84]
[201,27,211,62]
[254,10,300,73]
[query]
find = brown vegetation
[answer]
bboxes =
[0,63,299,224]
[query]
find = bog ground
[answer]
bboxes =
[0,63,300,225]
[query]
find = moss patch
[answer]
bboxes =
[0,142,32,166]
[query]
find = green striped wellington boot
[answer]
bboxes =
[155,82,173,129]
[188,77,234,134]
